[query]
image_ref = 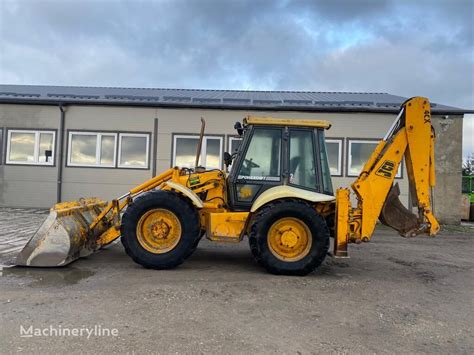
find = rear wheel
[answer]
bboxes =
[121,190,200,269]
[249,199,330,276]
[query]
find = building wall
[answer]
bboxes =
[0,103,463,224]
[431,115,463,224]
[60,105,156,201]
[0,104,59,207]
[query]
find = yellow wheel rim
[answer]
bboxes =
[136,208,182,254]
[267,217,312,262]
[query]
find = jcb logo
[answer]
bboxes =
[424,110,431,124]
[376,160,396,179]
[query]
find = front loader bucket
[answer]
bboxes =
[379,183,419,237]
[15,198,109,267]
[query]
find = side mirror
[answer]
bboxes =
[234,121,243,136]
[224,152,233,167]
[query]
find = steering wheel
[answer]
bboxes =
[244,158,260,169]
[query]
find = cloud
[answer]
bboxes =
[0,0,473,154]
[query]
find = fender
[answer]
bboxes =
[164,181,204,208]
[250,185,335,212]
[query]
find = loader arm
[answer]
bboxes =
[334,97,440,257]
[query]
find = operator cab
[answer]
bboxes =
[226,116,334,211]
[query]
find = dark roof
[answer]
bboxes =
[0,84,470,114]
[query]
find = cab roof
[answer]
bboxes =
[244,116,331,129]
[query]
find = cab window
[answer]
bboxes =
[289,129,318,190]
[318,130,334,195]
[237,128,281,181]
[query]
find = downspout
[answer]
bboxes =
[152,117,158,176]
[57,104,67,203]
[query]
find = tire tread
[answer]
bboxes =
[121,190,200,269]
[248,199,330,276]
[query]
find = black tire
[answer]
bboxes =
[121,190,200,269]
[248,199,330,276]
[190,229,206,253]
[325,212,336,239]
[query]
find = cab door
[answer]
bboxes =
[288,128,334,195]
[228,126,284,210]
[287,129,318,190]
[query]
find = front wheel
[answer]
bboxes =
[121,190,200,269]
[249,199,330,276]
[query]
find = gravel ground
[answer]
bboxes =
[0,208,473,354]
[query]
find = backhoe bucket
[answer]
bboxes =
[379,183,419,237]
[15,198,109,267]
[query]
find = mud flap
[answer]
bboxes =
[15,198,109,267]
[379,183,419,237]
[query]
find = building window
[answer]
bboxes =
[325,138,343,176]
[347,139,402,178]
[68,132,117,167]
[227,136,242,171]
[228,136,242,154]
[6,129,55,165]
[173,134,223,169]
[118,133,150,169]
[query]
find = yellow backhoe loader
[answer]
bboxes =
[15,97,439,275]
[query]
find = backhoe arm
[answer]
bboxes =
[334,97,440,257]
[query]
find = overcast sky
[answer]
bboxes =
[0,0,472,156]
